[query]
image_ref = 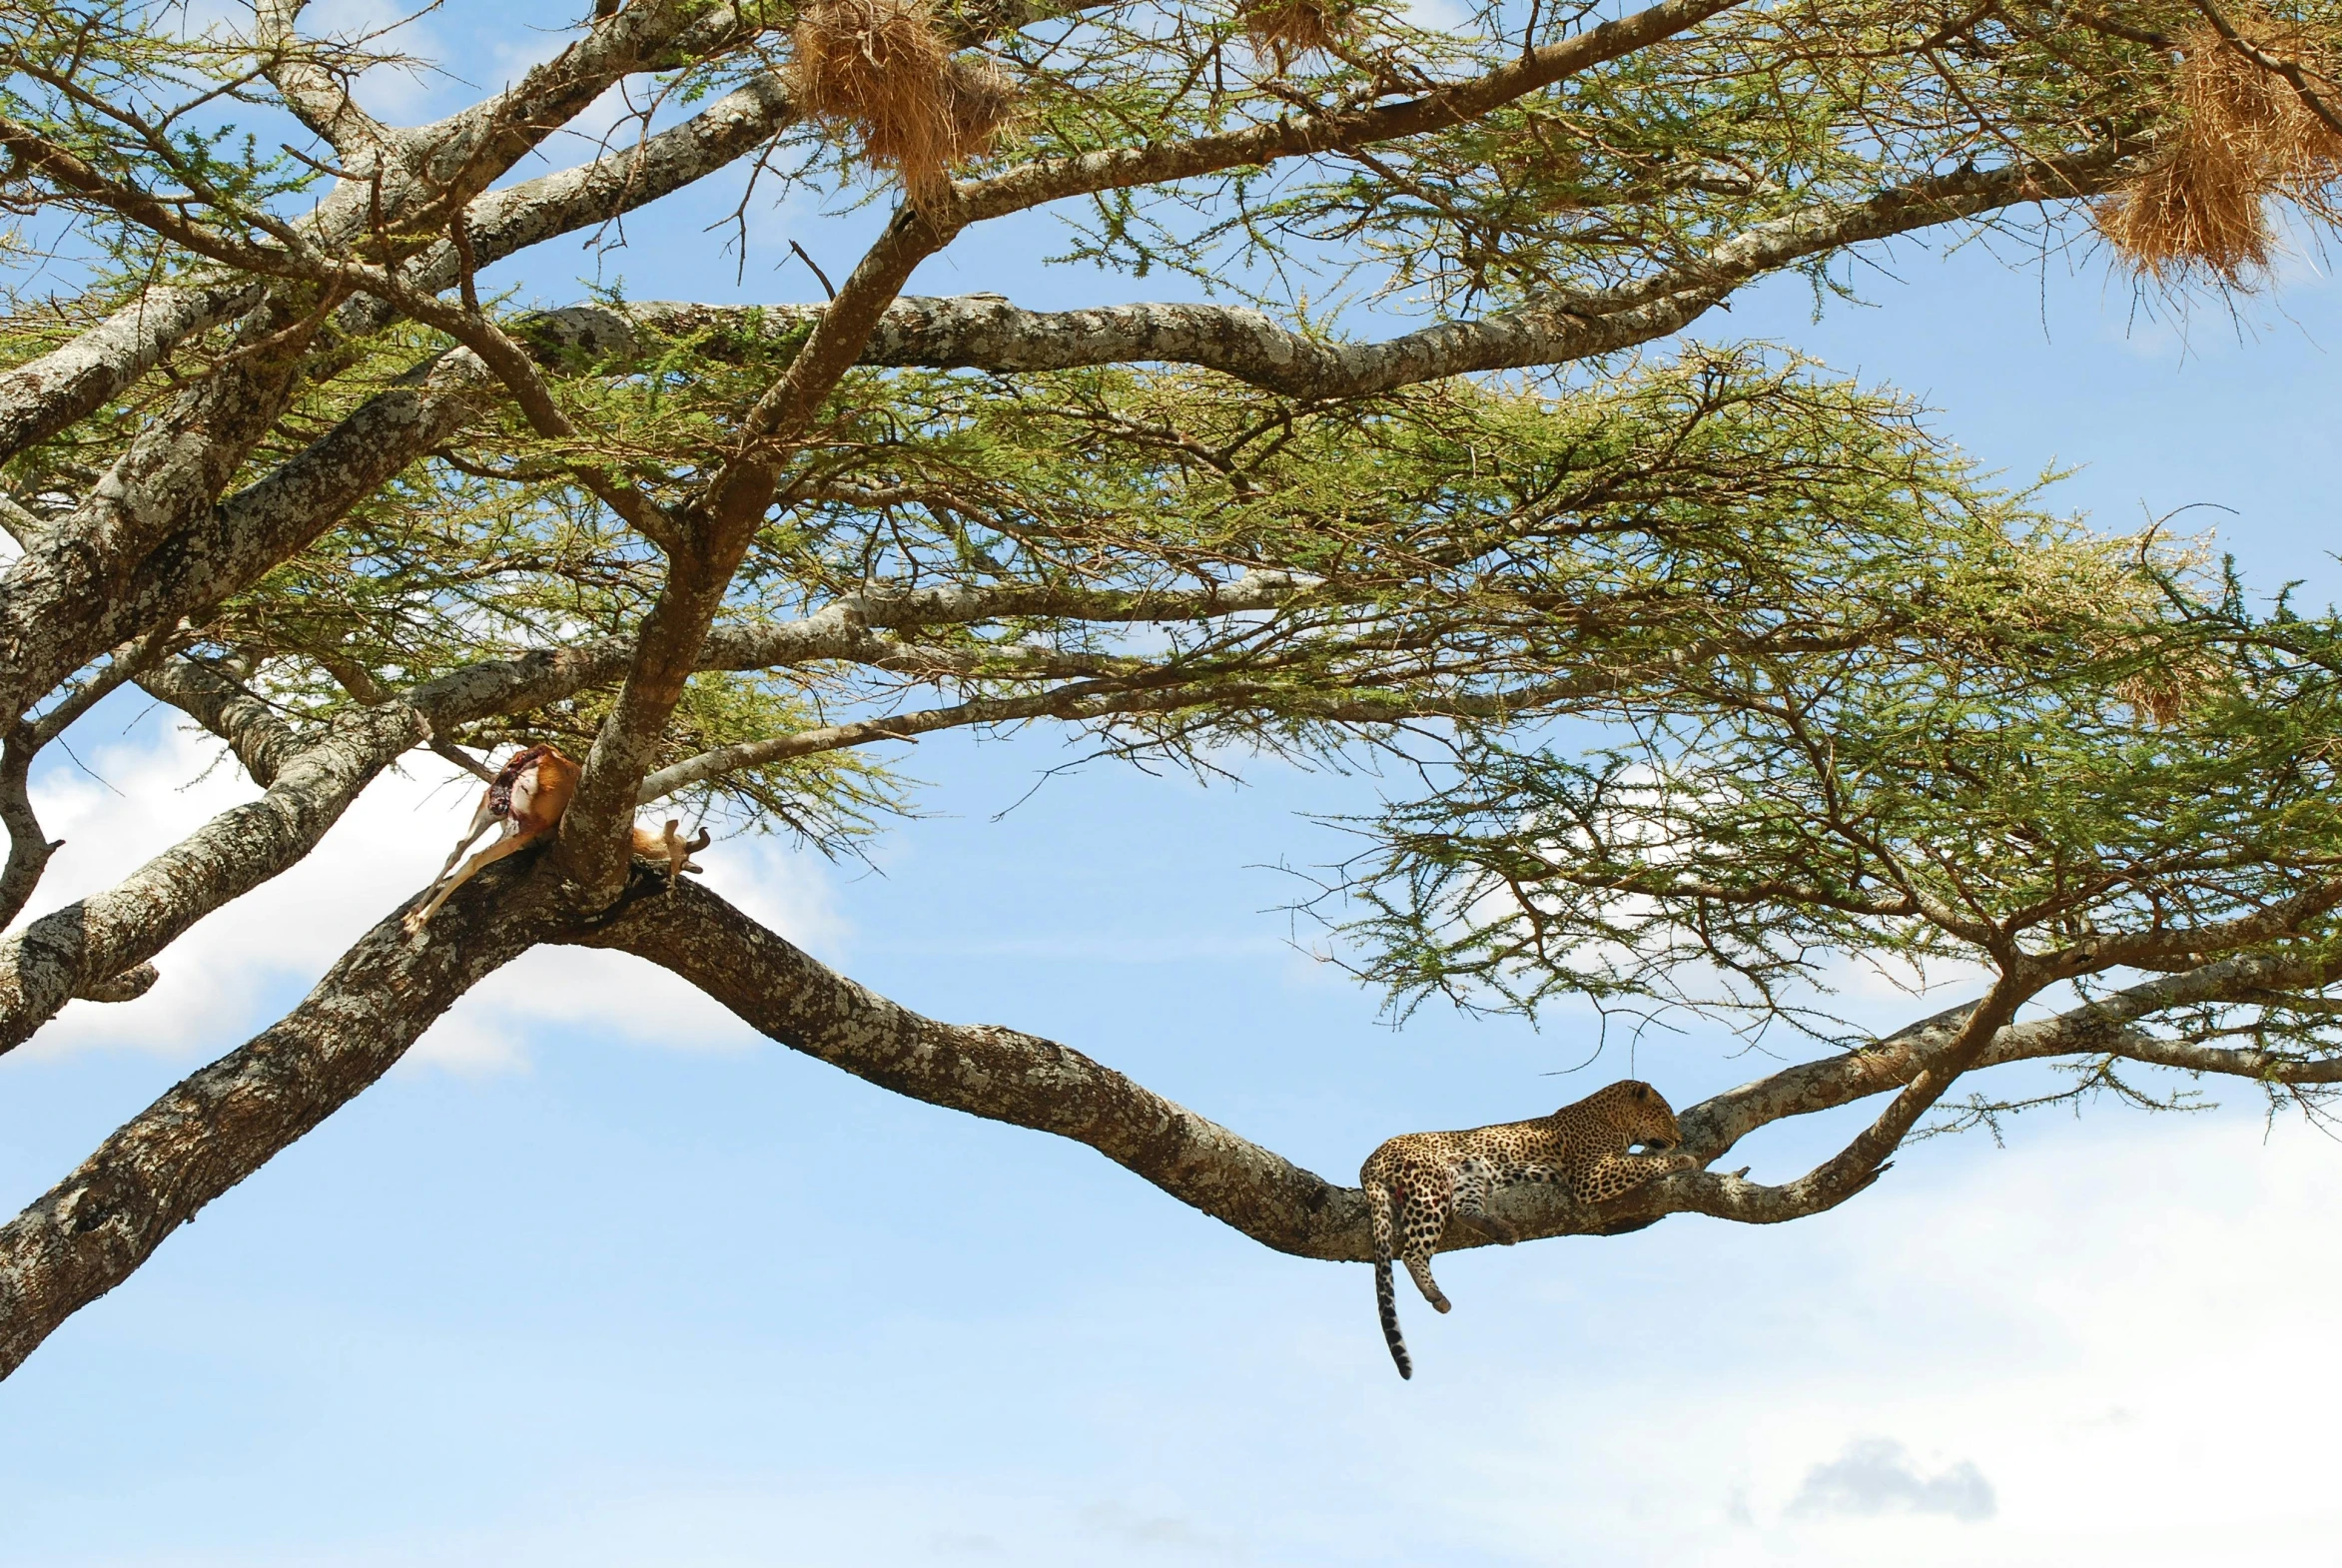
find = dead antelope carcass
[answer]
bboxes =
[403,746,711,934]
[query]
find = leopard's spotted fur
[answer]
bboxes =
[1359,1080,1694,1378]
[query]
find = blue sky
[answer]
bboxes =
[5,6,2342,1563]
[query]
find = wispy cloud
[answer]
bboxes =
[1788,1438,1995,1522]
[1080,1503,1228,1552]
[870,934,1288,964]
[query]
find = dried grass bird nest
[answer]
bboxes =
[788,0,1020,202]
[2095,15,2342,288]
[1239,0,1353,69]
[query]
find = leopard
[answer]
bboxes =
[1359,1079,1696,1379]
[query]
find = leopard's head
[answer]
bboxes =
[1574,1079,1683,1152]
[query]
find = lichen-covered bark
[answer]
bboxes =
[0,284,267,465]
[608,157,2117,397]
[0,701,424,1054]
[578,884,2342,1259]
[0,0,2306,1391]
[0,896,544,1377]
[563,883,1903,1258]
[574,879,1368,1257]
[3,862,2336,1380]
[0,352,494,724]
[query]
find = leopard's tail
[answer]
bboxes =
[1365,1178,1411,1379]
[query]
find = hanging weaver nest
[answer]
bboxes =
[1239,0,1353,70]
[2116,657,2218,726]
[2095,15,2342,288]
[788,0,1021,204]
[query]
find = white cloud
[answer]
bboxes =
[1079,1503,1228,1553]
[15,717,844,1073]
[1787,1438,1994,1522]
[1410,1110,2342,1567]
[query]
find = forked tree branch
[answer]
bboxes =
[559,203,960,894]
[574,884,2342,1248]
[4,860,2336,1381]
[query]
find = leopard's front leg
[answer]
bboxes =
[1571,1149,1699,1204]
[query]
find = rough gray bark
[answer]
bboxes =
[596,158,2120,396]
[0,701,424,1055]
[570,884,2342,1254]
[0,892,545,1377]
[0,0,2304,1387]
[0,284,267,463]
[3,849,2335,1380]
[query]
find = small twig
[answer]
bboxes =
[431,738,498,784]
[790,240,837,301]
[2190,0,2342,141]
[278,141,354,181]
[450,210,482,316]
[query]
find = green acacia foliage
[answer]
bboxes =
[1338,557,2342,1066]
[4,0,2341,1048]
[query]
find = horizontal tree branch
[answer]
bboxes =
[7,876,2335,1379]
[607,152,2124,397]
[583,887,2342,1256]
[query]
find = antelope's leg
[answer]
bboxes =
[418,807,498,900]
[403,829,531,933]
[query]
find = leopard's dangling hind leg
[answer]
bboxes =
[1365,1179,1412,1379]
[1398,1187,1453,1313]
[1403,1249,1450,1314]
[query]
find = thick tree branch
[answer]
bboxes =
[611,153,2124,397]
[583,885,2342,1264]
[0,283,267,465]
[0,700,424,1056]
[576,880,1367,1257]
[0,737,59,935]
[255,0,391,155]
[0,348,491,723]
[0,894,545,1377]
[7,872,2334,1378]
[137,657,303,788]
[558,204,956,895]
